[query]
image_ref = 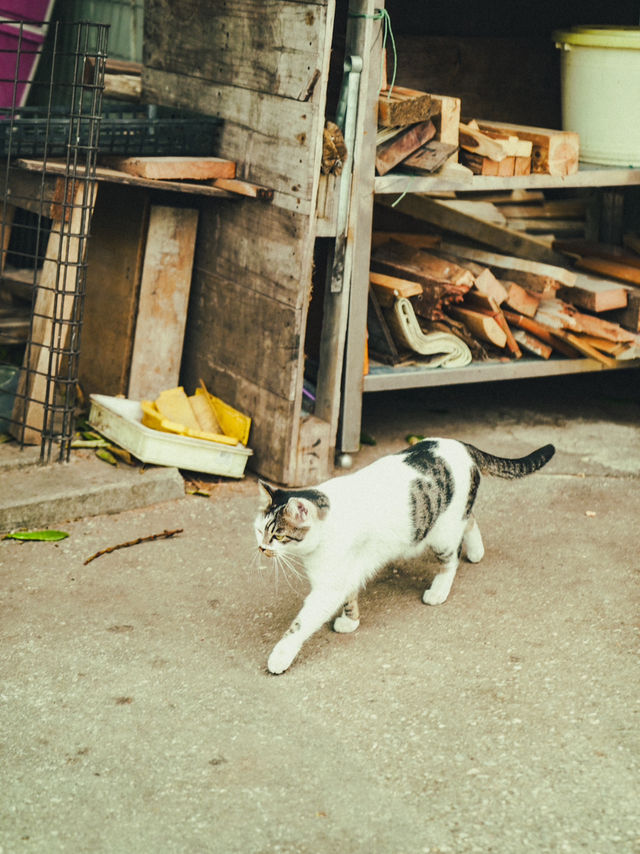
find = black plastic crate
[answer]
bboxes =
[0,107,222,158]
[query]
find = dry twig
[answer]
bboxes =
[84,528,183,565]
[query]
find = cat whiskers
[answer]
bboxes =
[275,550,305,589]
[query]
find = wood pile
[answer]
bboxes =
[367,214,640,369]
[375,78,580,179]
[375,87,461,176]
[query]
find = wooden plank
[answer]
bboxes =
[495,269,561,298]
[208,177,274,200]
[511,328,552,359]
[431,94,460,147]
[103,72,142,102]
[183,265,302,407]
[382,195,570,265]
[17,158,234,202]
[459,122,511,161]
[0,168,64,219]
[78,184,149,398]
[574,256,640,287]
[476,120,579,176]
[557,276,628,313]
[12,182,96,443]
[609,290,640,332]
[438,240,577,285]
[143,0,328,102]
[503,281,540,318]
[371,232,441,250]
[448,305,507,347]
[375,166,640,195]
[372,241,473,294]
[502,310,579,356]
[473,267,509,304]
[127,206,199,400]
[374,242,474,286]
[375,121,436,176]
[462,151,516,177]
[142,68,319,207]
[369,271,422,305]
[470,124,533,158]
[500,200,587,218]
[534,299,635,343]
[464,290,521,357]
[377,86,433,127]
[435,200,507,225]
[194,201,312,310]
[550,329,617,367]
[101,156,236,181]
[555,238,640,269]
[400,141,457,174]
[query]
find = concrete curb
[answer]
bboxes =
[0,450,185,532]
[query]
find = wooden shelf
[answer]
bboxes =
[375,163,640,195]
[364,356,640,392]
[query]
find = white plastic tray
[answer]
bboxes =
[89,394,252,478]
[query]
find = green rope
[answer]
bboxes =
[349,8,397,98]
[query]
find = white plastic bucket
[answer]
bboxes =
[553,26,640,166]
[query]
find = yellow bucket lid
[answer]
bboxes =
[554,25,640,49]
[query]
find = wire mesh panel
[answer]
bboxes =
[0,20,108,462]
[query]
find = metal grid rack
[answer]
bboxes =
[0,19,108,461]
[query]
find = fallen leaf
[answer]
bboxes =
[4,529,69,542]
[96,448,118,466]
[406,434,425,446]
[107,445,136,466]
[359,431,377,446]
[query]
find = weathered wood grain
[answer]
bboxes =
[78,184,149,398]
[144,0,328,102]
[185,265,303,401]
[143,67,319,206]
[142,0,335,483]
[194,203,312,311]
[128,206,199,400]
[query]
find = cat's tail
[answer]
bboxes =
[465,443,555,479]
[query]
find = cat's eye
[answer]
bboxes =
[274,533,288,542]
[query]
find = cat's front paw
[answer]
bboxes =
[267,638,298,674]
[422,588,449,606]
[333,614,360,633]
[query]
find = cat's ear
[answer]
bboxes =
[258,480,276,508]
[284,497,314,527]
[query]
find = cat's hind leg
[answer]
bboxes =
[333,596,360,633]
[463,514,484,563]
[423,546,459,606]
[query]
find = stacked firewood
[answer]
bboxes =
[367,226,640,369]
[375,82,580,179]
[375,87,461,177]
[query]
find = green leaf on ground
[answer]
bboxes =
[406,434,425,446]
[4,530,69,542]
[96,448,118,466]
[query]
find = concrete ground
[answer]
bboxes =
[1,371,638,853]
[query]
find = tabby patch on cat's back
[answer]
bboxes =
[254,437,555,674]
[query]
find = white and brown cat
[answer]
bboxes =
[255,438,555,674]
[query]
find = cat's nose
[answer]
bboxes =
[259,545,274,557]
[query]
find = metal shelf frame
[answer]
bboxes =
[336,14,640,454]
